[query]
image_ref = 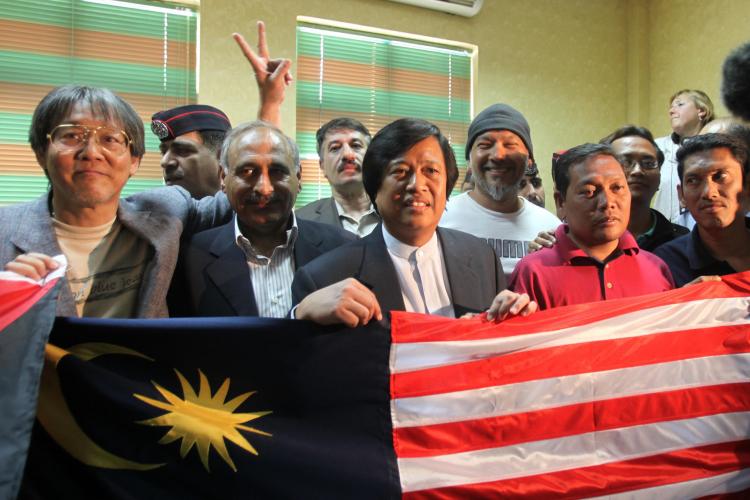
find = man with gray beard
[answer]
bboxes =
[440,103,560,279]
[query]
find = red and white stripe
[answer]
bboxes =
[390,272,750,498]
[0,255,66,330]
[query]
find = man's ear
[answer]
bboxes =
[129,156,141,177]
[554,190,566,221]
[35,150,50,179]
[219,168,227,193]
[677,183,685,208]
[297,168,302,194]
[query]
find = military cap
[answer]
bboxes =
[151,104,231,141]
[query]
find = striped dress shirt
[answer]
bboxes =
[234,215,298,318]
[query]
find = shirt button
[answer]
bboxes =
[605,264,610,269]
[606,282,613,289]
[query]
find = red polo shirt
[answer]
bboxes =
[509,224,674,310]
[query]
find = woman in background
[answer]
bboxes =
[652,89,714,228]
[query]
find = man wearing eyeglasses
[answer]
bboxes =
[601,125,689,251]
[0,85,235,318]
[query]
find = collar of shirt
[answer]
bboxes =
[234,213,299,263]
[381,224,453,317]
[382,223,440,260]
[333,199,377,221]
[686,217,750,271]
[554,224,640,264]
[333,199,380,237]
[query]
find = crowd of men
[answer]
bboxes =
[3,23,750,328]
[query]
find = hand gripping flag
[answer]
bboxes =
[11,271,750,498]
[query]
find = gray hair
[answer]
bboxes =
[219,120,300,174]
[29,85,145,158]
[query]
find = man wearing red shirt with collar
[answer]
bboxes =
[509,143,674,310]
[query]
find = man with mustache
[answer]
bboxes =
[170,121,355,317]
[439,104,561,279]
[296,118,380,236]
[654,133,750,287]
[151,104,231,199]
[510,143,674,310]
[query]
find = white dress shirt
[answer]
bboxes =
[382,225,454,318]
[234,214,298,318]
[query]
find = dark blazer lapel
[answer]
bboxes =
[294,219,324,266]
[438,228,484,316]
[356,226,405,315]
[206,223,258,316]
[319,197,342,227]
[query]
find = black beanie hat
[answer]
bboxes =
[465,104,533,160]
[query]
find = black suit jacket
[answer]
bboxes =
[171,218,355,317]
[292,224,507,320]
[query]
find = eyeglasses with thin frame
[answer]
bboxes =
[618,155,659,171]
[47,124,132,154]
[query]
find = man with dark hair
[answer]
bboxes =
[654,133,750,286]
[292,118,535,327]
[171,121,354,317]
[722,41,750,122]
[519,161,545,208]
[510,143,673,310]
[1,85,232,317]
[601,125,689,251]
[151,104,231,199]
[440,103,561,279]
[295,117,380,236]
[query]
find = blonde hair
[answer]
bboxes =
[670,89,715,124]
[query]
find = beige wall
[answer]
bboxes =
[200,0,749,207]
[647,0,750,137]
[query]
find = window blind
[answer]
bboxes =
[295,23,473,207]
[0,0,197,205]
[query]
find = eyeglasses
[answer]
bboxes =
[618,155,659,171]
[47,124,131,154]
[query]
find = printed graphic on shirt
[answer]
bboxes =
[68,260,148,305]
[485,238,531,259]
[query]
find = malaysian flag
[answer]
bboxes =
[391,271,750,498]
[5,270,750,498]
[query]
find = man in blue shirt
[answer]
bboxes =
[654,133,750,286]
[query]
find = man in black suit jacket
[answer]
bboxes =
[171,121,354,317]
[292,118,537,327]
